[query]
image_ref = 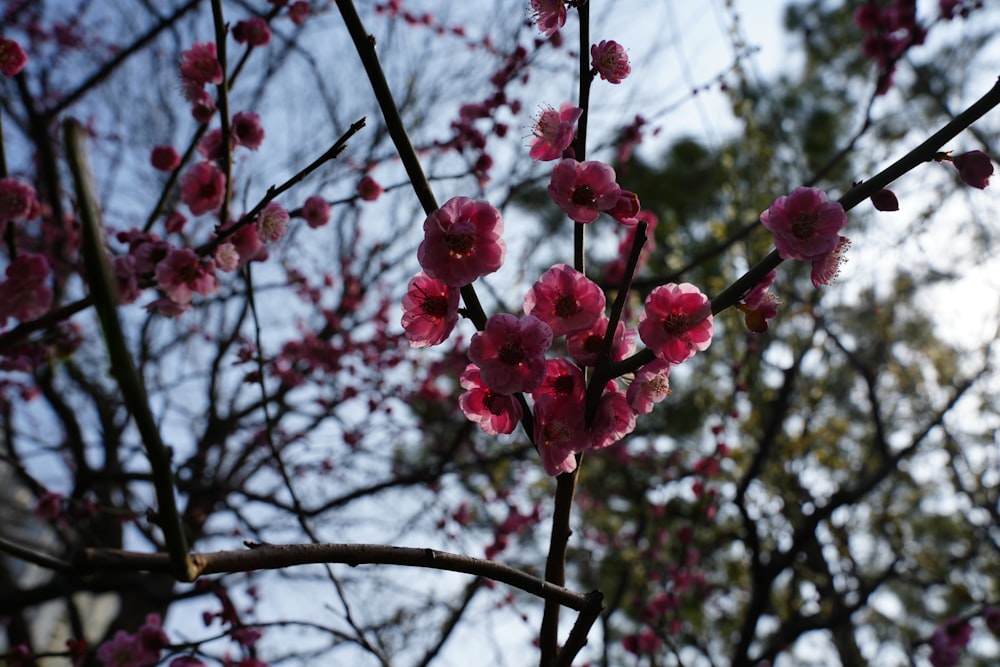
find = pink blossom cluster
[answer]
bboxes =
[853,1,926,93]
[0,36,28,77]
[95,614,168,667]
[179,42,222,123]
[759,186,850,287]
[0,253,53,326]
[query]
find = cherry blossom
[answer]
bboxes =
[459,364,523,435]
[759,186,847,261]
[0,37,28,77]
[256,202,289,243]
[401,272,460,348]
[523,263,605,337]
[302,195,330,228]
[547,158,621,224]
[155,247,219,305]
[529,103,582,161]
[233,17,272,46]
[530,0,567,36]
[468,313,552,394]
[179,161,226,216]
[626,358,671,415]
[591,40,630,84]
[233,111,265,150]
[150,145,181,171]
[951,150,993,189]
[417,196,506,286]
[638,282,714,364]
[179,42,223,86]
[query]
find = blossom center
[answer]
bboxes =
[482,391,505,415]
[661,312,690,335]
[790,213,817,240]
[420,295,449,318]
[551,374,576,396]
[571,185,595,207]
[498,334,525,366]
[583,334,603,354]
[553,294,579,318]
[443,231,475,256]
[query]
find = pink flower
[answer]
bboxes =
[547,158,621,224]
[626,359,671,415]
[214,242,239,272]
[737,270,780,332]
[256,202,289,243]
[530,0,567,36]
[591,40,630,84]
[401,271,460,348]
[468,313,552,394]
[150,145,181,171]
[155,247,219,304]
[590,390,635,449]
[165,212,187,234]
[113,255,141,305]
[566,315,636,367]
[0,37,28,77]
[529,103,582,161]
[607,190,640,225]
[232,111,265,150]
[179,162,226,216]
[638,282,713,364]
[417,196,506,287]
[357,176,383,201]
[96,614,167,667]
[302,195,330,228]
[35,492,64,521]
[531,358,586,405]
[188,88,216,124]
[810,235,850,287]
[533,394,585,476]
[288,1,310,25]
[523,263,605,337]
[233,17,272,46]
[951,150,993,189]
[0,253,52,323]
[759,186,847,261]
[459,364,523,435]
[227,222,267,265]
[179,42,223,86]
[197,128,226,160]
[0,177,39,224]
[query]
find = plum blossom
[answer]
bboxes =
[951,150,993,189]
[179,162,226,216]
[401,272,460,348]
[96,614,168,667]
[870,188,899,211]
[459,364,523,435]
[759,186,847,261]
[626,358,671,415]
[256,202,289,243]
[150,145,181,171]
[736,270,780,332]
[155,247,219,304]
[566,314,636,367]
[529,103,582,161]
[530,0,567,36]
[523,263,605,337]
[417,196,506,286]
[638,282,713,364]
[0,37,28,77]
[233,111,265,150]
[591,40,630,84]
[233,17,272,46]
[0,253,52,323]
[532,358,586,405]
[288,1,310,25]
[533,394,585,476]
[468,313,552,394]
[302,195,330,228]
[35,492,64,521]
[607,190,640,225]
[179,42,223,86]
[810,235,851,287]
[547,158,621,224]
[357,176,383,201]
[0,177,39,225]
[214,243,239,272]
[590,390,636,449]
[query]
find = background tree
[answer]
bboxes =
[0,1,998,667]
